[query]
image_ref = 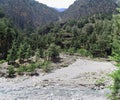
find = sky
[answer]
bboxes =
[35,0,76,8]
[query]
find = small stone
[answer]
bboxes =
[100,86,104,89]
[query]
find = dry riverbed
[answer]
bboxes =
[0,56,115,100]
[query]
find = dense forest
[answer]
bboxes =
[0,10,114,74]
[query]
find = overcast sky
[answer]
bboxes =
[35,0,76,8]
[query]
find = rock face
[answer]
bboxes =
[62,0,118,21]
[0,0,59,30]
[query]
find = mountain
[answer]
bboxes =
[0,0,118,31]
[0,0,59,31]
[62,0,118,21]
[55,8,67,12]
[113,0,120,6]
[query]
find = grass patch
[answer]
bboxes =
[0,60,6,64]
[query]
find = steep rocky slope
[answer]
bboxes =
[62,0,118,21]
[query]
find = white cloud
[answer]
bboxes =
[35,0,76,8]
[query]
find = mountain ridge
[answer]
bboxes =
[0,0,59,31]
[0,0,118,31]
[62,0,118,21]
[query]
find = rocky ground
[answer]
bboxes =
[0,56,115,100]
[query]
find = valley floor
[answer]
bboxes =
[0,57,115,100]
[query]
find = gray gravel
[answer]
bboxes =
[0,58,115,100]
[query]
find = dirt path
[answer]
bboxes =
[0,58,115,100]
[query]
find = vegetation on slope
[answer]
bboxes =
[0,9,17,59]
[62,0,118,21]
[0,7,115,77]
[0,0,59,32]
[109,8,120,100]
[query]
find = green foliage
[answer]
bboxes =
[67,48,75,55]
[8,66,15,77]
[35,48,40,62]
[109,69,120,100]
[16,62,41,74]
[17,42,32,63]
[41,61,51,72]
[0,60,6,64]
[16,65,27,74]
[82,23,94,34]
[77,49,92,57]
[45,44,60,61]
[7,41,18,63]
[0,9,5,18]
[0,15,17,59]
[109,8,120,100]
[26,63,37,72]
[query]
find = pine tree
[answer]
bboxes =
[46,44,60,61]
[7,41,18,64]
[17,41,33,63]
[17,43,25,63]
[25,44,32,60]
[35,48,40,62]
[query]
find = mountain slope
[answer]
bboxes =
[0,0,59,31]
[62,0,118,21]
[114,0,120,6]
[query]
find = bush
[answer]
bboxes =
[45,44,60,61]
[27,63,37,72]
[77,48,92,57]
[0,60,6,64]
[67,48,75,55]
[41,61,51,72]
[16,65,27,75]
[16,62,41,75]
[109,67,120,100]
[8,66,15,77]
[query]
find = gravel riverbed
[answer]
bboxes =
[0,58,115,100]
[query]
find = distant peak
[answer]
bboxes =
[55,8,67,12]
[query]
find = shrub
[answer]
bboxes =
[0,60,6,64]
[109,67,120,100]
[67,48,75,55]
[8,66,15,77]
[27,63,37,72]
[16,65,27,75]
[45,44,60,61]
[77,48,92,57]
[41,61,51,72]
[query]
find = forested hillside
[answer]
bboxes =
[0,9,17,59]
[0,0,118,32]
[62,0,117,21]
[0,7,114,77]
[0,0,59,32]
